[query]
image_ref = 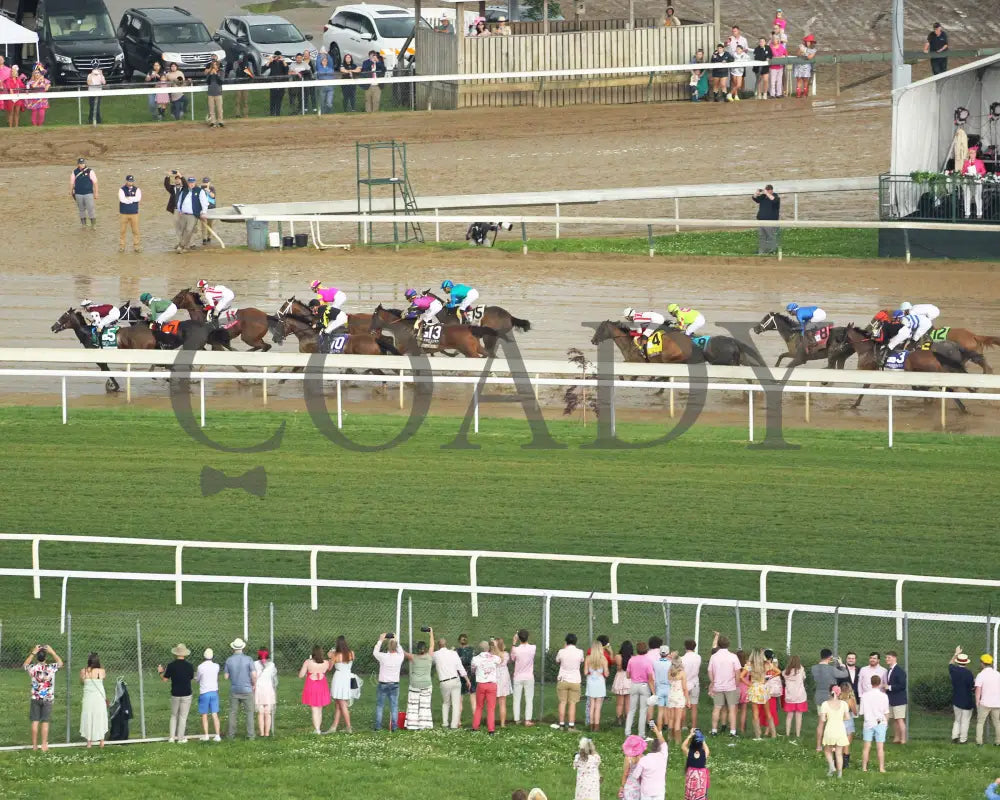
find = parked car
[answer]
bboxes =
[214,14,316,74]
[484,4,565,22]
[322,4,415,70]
[117,6,224,78]
[36,0,125,84]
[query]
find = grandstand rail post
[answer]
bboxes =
[734,601,742,650]
[473,385,479,433]
[395,588,404,636]
[804,382,810,422]
[610,560,621,624]
[759,570,769,632]
[199,379,205,428]
[60,576,68,634]
[793,194,799,221]
[262,367,268,405]
[895,579,904,640]
[65,611,71,744]
[663,601,670,647]
[32,537,40,598]
[309,548,319,610]
[434,209,440,243]
[903,228,911,263]
[175,545,184,605]
[408,595,413,652]
[748,386,754,442]
[336,377,343,429]
[521,222,528,255]
[647,225,654,258]
[903,613,909,741]
[993,620,999,664]
[832,603,839,657]
[835,60,841,96]
[61,376,67,424]
[470,555,479,617]
[137,619,146,738]
[269,603,275,661]
[674,198,680,232]
[588,591,594,646]
[668,377,675,418]
[987,603,992,656]
[77,96,82,125]
[243,582,249,640]
[555,203,560,238]
[694,603,703,649]
[541,594,550,723]
[888,395,894,447]
[940,388,946,430]
[0,621,4,667]
[399,369,405,409]
[126,363,132,403]
[786,608,794,655]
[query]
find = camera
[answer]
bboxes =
[420,626,431,633]
[386,632,394,639]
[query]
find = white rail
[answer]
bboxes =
[7,533,1000,645]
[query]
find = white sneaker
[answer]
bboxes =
[550,723,563,730]
[178,738,188,744]
[213,735,221,742]
[202,734,209,742]
[168,737,176,743]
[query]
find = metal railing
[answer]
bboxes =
[880,172,1000,223]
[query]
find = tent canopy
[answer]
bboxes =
[891,52,1000,177]
[0,15,38,47]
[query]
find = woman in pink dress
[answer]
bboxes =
[298,645,332,733]
[493,637,513,727]
[768,34,788,97]
[25,68,50,126]
[4,65,26,127]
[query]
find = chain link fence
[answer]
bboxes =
[1,593,996,747]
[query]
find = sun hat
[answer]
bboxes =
[204,648,214,659]
[258,649,269,660]
[171,643,191,657]
[659,646,669,656]
[527,791,547,800]
[623,734,648,756]
[982,654,994,665]
[231,637,247,650]
[955,653,970,665]
[803,33,816,42]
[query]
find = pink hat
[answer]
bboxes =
[622,734,648,757]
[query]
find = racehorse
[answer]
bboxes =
[51,308,156,392]
[279,309,398,356]
[172,289,284,351]
[870,319,990,373]
[590,320,764,366]
[842,324,973,412]
[753,312,849,368]
[277,297,373,337]
[436,302,531,339]
[369,305,498,357]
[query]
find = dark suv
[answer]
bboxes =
[117,6,224,78]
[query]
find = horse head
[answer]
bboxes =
[51,308,78,333]
[753,313,778,335]
[590,320,628,346]
[171,289,193,308]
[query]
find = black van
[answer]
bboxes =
[117,7,224,79]
[34,0,125,84]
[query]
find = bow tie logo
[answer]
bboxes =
[200,466,267,497]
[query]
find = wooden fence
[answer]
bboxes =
[507,17,660,34]
[415,23,715,109]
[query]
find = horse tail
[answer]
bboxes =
[736,341,765,367]
[266,314,285,345]
[376,335,399,356]
[510,316,531,333]
[974,335,1000,350]
[960,347,990,374]
[935,349,968,373]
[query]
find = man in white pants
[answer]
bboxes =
[624,308,666,339]
[886,311,924,351]
[197,279,236,325]
[80,299,121,333]
[898,301,940,342]
[431,637,470,729]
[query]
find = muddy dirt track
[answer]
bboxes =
[2,93,999,433]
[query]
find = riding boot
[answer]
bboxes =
[842,753,850,770]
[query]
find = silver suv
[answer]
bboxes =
[214,14,317,74]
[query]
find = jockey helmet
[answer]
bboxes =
[140,292,152,304]
[80,299,94,307]
[899,301,913,312]
[197,279,208,289]
[892,310,905,319]
[404,288,418,300]
[441,279,454,290]
[310,280,322,291]
[786,302,799,313]
[623,307,635,318]
[873,310,891,323]
[667,303,680,314]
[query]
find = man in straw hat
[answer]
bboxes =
[158,643,194,742]
[949,647,975,744]
[224,637,256,739]
[976,652,1000,746]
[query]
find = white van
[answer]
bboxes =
[322,4,416,70]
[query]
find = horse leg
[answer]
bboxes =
[774,353,789,367]
[851,383,871,409]
[98,362,121,393]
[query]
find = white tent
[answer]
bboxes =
[891,52,1000,178]
[0,15,38,48]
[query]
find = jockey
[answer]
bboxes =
[310,280,348,333]
[623,307,665,340]
[404,288,443,331]
[885,310,922,352]
[667,303,706,337]
[786,302,826,336]
[898,301,939,342]
[196,279,235,325]
[139,292,177,327]
[80,299,120,334]
[441,279,479,321]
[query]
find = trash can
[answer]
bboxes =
[246,220,269,251]
[294,232,309,248]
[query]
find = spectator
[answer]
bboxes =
[362,50,387,113]
[771,22,788,45]
[573,736,601,800]
[584,642,609,732]
[373,632,406,731]
[164,62,186,120]
[200,177,216,246]
[708,43,733,102]
[843,652,860,699]
[204,58,224,127]
[707,635,741,736]
[818,684,849,778]
[924,23,948,75]
[729,44,750,101]
[494,637,512,727]
[666,660,689,743]
[25,67,50,126]
[71,157,99,229]
[163,169,183,214]
[432,635,470,729]
[752,184,780,255]
[664,6,680,26]
[858,652,888,698]
[680,640,702,731]
[783,655,807,739]
[624,641,654,736]
[762,649,783,733]
[225,638,256,740]
[316,51,337,113]
[512,792,528,800]
[742,649,773,740]
[736,650,749,733]
[633,720,668,800]
[173,176,209,254]
[456,633,477,720]
[473,19,491,37]
[613,641,633,724]
[773,8,787,34]
[841,682,858,768]
[253,649,277,738]
[950,648,975,744]
[195,647,222,742]
[288,52,311,113]
[157,643,193,743]
[527,791,547,800]
[79,652,108,748]
[145,61,164,120]
[471,640,501,733]
[725,25,747,55]
[327,635,355,733]
[768,33,787,97]
[403,635,435,730]
[884,651,907,744]
[299,644,331,733]
[24,644,62,752]
[651,646,672,730]
[976,653,1000,746]
[961,146,987,219]
[811,648,847,752]
[688,49,707,101]
[681,729,710,800]
[263,52,289,116]
[118,174,141,254]
[86,66,105,124]
[859,674,888,772]
[497,16,512,35]
[303,51,318,112]
[552,633,584,731]
[643,637,664,729]
[340,54,360,112]
[619,734,646,799]
[512,629,536,726]
[0,54,9,84]
[752,38,771,99]
[230,51,254,117]
[794,34,816,98]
